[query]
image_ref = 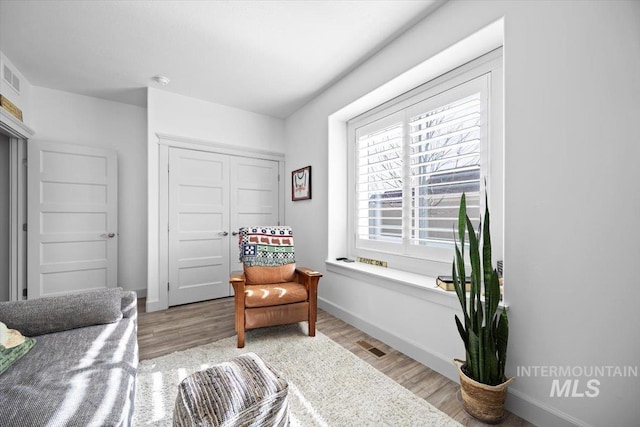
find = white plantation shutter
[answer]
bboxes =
[408,91,483,247]
[353,74,488,255]
[356,116,404,244]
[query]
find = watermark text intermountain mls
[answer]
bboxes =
[517,365,638,398]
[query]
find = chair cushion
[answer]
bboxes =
[245,302,309,330]
[244,264,296,285]
[244,282,308,308]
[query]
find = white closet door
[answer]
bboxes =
[168,148,230,306]
[28,141,118,298]
[166,149,281,306]
[228,156,280,273]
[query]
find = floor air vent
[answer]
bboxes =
[356,340,386,358]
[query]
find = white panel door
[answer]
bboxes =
[228,156,280,273]
[28,141,118,298]
[168,148,230,306]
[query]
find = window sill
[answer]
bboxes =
[325,260,507,311]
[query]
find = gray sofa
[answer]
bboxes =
[0,288,138,426]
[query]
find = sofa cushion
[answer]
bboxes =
[0,288,124,337]
[0,316,138,426]
[121,290,137,318]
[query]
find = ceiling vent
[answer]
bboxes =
[3,64,21,94]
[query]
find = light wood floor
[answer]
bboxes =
[137,297,535,427]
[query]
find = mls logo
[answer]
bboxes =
[242,244,257,257]
[550,379,600,398]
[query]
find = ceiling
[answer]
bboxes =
[0,0,443,118]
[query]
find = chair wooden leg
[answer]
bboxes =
[233,281,246,348]
[308,296,317,337]
[308,319,316,337]
[237,328,245,348]
[236,304,245,348]
[308,304,316,337]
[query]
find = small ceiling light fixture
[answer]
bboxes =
[152,75,170,85]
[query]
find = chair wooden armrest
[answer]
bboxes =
[229,271,247,347]
[294,267,322,338]
[230,271,246,283]
[295,267,323,278]
[229,271,246,299]
[295,267,322,290]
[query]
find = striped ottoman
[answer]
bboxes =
[173,353,289,427]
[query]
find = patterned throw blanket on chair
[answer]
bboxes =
[239,226,295,267]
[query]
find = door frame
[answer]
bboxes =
[152,133,285,312]
[1,108,34,301]
[9,138,27,301]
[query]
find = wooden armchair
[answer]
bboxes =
[229,227,322,348]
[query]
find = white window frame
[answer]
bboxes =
[346,49,503,277]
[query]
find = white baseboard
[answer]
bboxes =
[145,298,165,313]
[318,297,458,381]
[133,287,147,299]
[318,297,584,427]
[507,388,590,427]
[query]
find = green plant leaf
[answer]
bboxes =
[483,326,499,385]
[486,270,500,323]
[453,201,468,327]
[453,249,467,322]
[455,314,468,351]
[468,328,480,380]
[497,309,509,381]
[466,215,480,331]
[482,190,493,298]
[458,193,467,254]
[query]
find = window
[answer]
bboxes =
[347,50,502,275]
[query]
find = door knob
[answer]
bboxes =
[219,231,229,236]
[101,232,116,238]
[231,231,239,236]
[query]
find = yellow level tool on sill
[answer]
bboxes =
[357,257,387,268]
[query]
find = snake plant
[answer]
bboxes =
[453,192,508,386]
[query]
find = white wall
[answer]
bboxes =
[146,88,285,311]
[31,87,147,294]
[285,1,640,426]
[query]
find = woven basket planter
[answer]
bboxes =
[453,359,514,424]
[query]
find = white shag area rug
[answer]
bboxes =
[134,324,461,426]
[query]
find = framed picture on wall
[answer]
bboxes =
[291,166,311,201]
